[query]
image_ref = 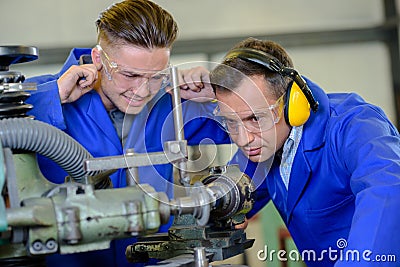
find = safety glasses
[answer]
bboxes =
[96,44,170,91]
[213,94,285,135]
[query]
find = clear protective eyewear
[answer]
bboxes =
[214,94,285,135]
[96,44,170,91]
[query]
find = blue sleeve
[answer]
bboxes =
[25,75,66,130]
[24,75,68,183]
[333,105,400,266]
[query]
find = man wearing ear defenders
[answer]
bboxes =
[24,1,229,267]
[210,37,400,266]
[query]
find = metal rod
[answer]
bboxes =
[194,247,209,267]
[170,66,185,141]
[170,66,190,186]
[125,149,139,186]
[83,151,182,171]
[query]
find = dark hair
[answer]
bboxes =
[210,37,294,98]
[96,0,178,49]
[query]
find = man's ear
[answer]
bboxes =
[91,47,103,71]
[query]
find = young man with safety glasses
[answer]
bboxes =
[25,1,229,266]
[210,37,400,266]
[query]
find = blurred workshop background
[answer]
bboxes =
[1,1,399,266]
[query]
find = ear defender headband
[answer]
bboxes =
[224,48,319,127]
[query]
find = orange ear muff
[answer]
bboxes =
[284,81,311,126]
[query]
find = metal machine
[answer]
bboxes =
[0,46,255,267]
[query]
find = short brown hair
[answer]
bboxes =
[210,38,294,98]
[96,0,178,49]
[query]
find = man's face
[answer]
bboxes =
[216,75,290,162]
[95,44,170,114]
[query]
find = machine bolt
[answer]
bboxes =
[45,239,57,250]
[32,240,43,251]
[170,143,181,154]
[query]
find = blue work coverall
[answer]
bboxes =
[25,48,231,267]
[233,78,400,266]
